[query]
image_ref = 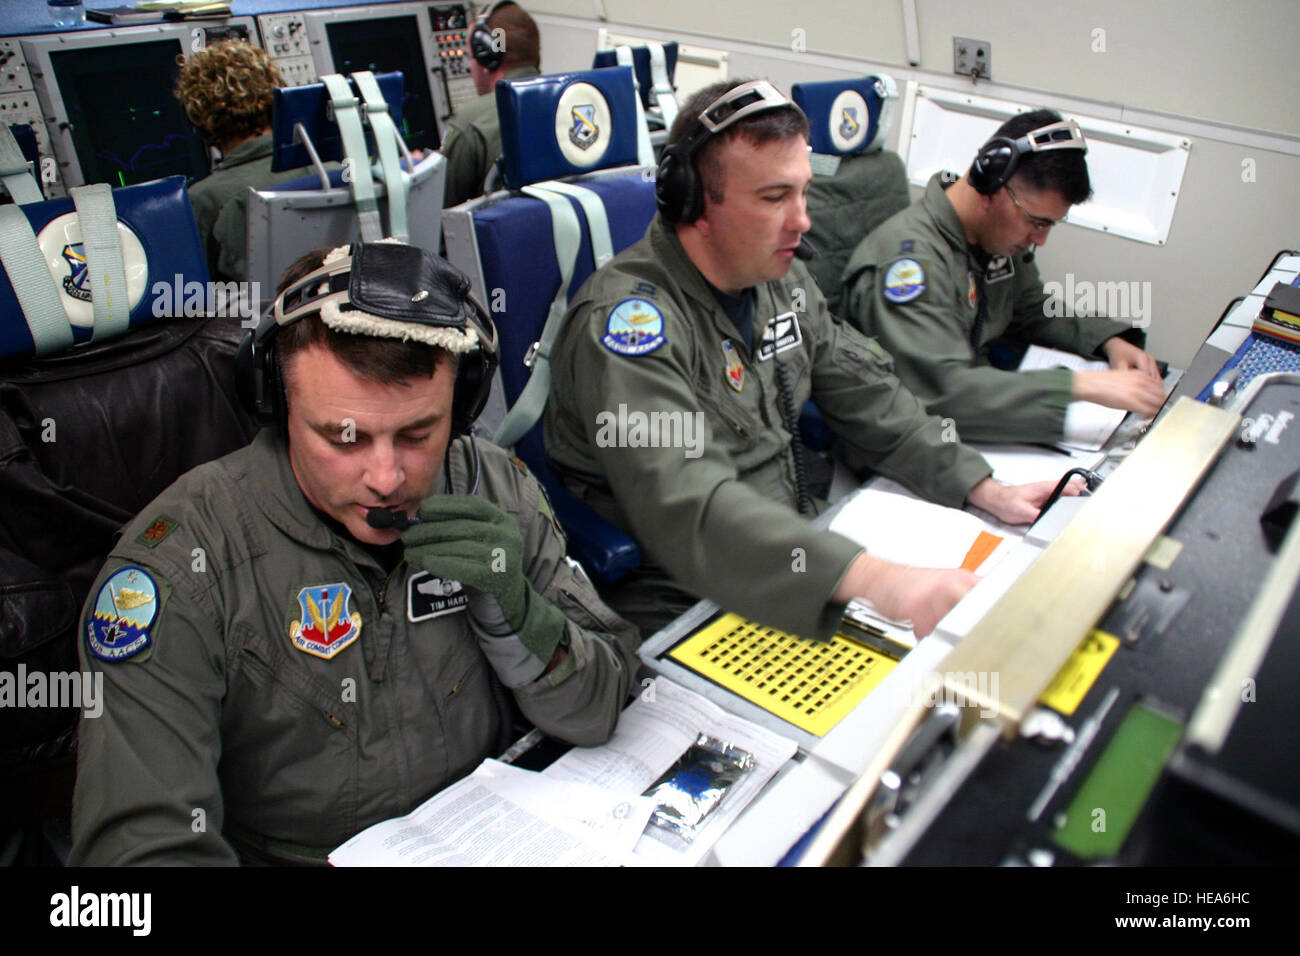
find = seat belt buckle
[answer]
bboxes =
[523,340,541,368]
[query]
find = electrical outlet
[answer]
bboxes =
[953,37,991,80]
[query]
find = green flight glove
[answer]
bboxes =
[402,495,567,686]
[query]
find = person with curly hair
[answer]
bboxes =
[175,40,317,281]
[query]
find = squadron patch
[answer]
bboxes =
[407,571,469,623]
[985,255,1015,283]
[289,583,362,659]
[135,514,180,549]
[87,566,161,663]
[722,340,744,391]
[757,311,803,361]
[602,298,666,356]
[882,257,926,304]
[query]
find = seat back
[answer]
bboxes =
[593,42,679,128]
[792,75,910,314]
[445,68,655,582]
[0,179,257,825]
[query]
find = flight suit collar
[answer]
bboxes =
[646,215,778,355]
[921,171,970,255]
[215,132,274,171]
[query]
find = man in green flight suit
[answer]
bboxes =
[841,109,1164,445]
[545,80,1075,642]
[71,242,638,865]
[440,2,541,208]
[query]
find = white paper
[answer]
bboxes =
[1206,322,1250,354]
[543,678,798,866]
[969,442,1104,486]
[329,761,638,866]
[1018,345,1126,451]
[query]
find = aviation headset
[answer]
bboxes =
[655,79,805,224]
[469,0,517,72]
[968,117,1087,196]
[236,242,498,439]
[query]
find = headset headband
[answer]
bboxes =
[1005,118,1087,155]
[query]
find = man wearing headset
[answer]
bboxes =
[545,80,1075,642]
[440,1,541,208]
[841,109,1164,445]
[70,242,638,865]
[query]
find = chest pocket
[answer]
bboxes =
[693,341,763,457]
[221,623,359,844]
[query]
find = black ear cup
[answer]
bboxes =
[469,1,515,71]
[969,137,1019,195]
[654,144,700,224]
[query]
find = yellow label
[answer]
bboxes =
[1039,629,1121,716]
[668,613,899,736]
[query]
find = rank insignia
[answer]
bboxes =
[290,583,362,659]
[882,257,925,304]
[602,298,666,356]
[135,514,180,549]
[407,571,469,623]
[87,566,160,662]
[722,340,744,391]
[900,240,914,253]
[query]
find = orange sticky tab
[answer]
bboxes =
[961,531,1003,572]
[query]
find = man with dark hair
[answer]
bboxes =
[841,108,1164,444]
[71,242,638,865]
[175,40,319,281]
[545,80,1073,641]
[440,1,541,207]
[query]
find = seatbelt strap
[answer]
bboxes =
[0,125,43,205]
[645,42,678,129]
[70,183,130,342]
[493,182,599,449]
[320,73,382,241]
[0,205,75,354]
[353,70,410,241]
[614,47,655,168]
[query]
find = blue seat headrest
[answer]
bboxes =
[592,43,678,111]
[270,72,406,173]
[0,176,208,362]
[791,75,897,157]
[496,68,642,190]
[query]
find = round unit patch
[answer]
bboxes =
[555,81,612,168]
[37,213,149,329]
[602,297,666,356]
[882,257,926,304]
[87,566,160,662]
[828,89,871,154]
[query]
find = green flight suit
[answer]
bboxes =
[188,133,317,282]
[71,430,639,866]
[545,216,993,642]
[841,172,1139,445]
[440,66,540,208]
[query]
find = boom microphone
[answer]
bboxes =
[365,508,423,530]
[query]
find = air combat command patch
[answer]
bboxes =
[289,583,362,660]
[882,257,926,304]
[602,298,666,356]
[87,566,162,662]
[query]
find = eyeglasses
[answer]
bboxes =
[1004,182,1061,232]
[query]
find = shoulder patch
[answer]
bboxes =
[602,297,666,356]
[882,257,926,304]
[86,566,164,663]
[135,514,180,549]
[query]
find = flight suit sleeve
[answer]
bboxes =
[559,299,866,642]
[804,296,993,504]
[440,123,489,209]
[212,192,250,283]
[843,255,1073,445]
[69,551,238,866]
[489,455,641,746]
[1003,256,1141,358]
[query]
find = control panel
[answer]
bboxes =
[0,40,59,198]
[257,12,317,86]
[429,3,477,118]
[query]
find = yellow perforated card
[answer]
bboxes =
[668,613,900,736]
